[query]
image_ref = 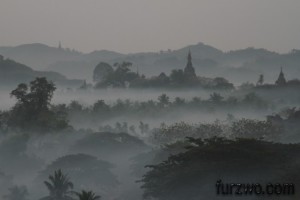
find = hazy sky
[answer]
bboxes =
[0,0,300,53]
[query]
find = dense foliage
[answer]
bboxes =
[0,77,69,133]
[140,137,300,200]
[0,75,299,200]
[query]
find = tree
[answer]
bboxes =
[256,74,264,86]
[3,186,29,200]
[113,62,133,81]
[173,97,185,106]
[151,121,195,145]
[231,119,282,140]
[10,83,28,104]
[212,77,234,90]
[37,154,118,193]
[157,72,170,85]
[140,137,300,200]
[92,100,110,114]
[41,169,74,200]
[170,69,185,84]
[158,94,170,107]
[209,92,224,103]
[113,61,132,71]
[96,61,138,88]
[93,62,114,83]
[8,77,67,132]
[28,77,56,110]
[239,82,255,90]
[75,190,100,200]
[68,101,84,112]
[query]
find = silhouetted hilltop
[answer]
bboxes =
[226,47,278,59]
[221,47,279,67]
[0,42,299,84]
[173,42,223,59]
[84,50,125,62]
[0,55,82,87]
[0,43,82,70]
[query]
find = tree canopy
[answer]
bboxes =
[6,77,69,132]
[140,137,300,200]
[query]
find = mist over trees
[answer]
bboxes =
[0,40,299,200]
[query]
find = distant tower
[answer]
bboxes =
[58,41,62,49]
[184,50,196,78]
[275,67,286,85]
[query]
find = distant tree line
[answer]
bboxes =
[93,61,234,90]
[0,77,270,134]
[62,92,270,127]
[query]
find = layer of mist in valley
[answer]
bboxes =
[1,77,300,199]
[2,0,300,199]
[1,36,300,200]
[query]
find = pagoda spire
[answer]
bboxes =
[275,66,286,85]
[184,50,196,78]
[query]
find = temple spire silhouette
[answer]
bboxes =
[184,50,196,78]
[275,67,286,85]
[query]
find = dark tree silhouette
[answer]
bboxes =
[95,61,139,88]
[75,190,100,200]
[158,94,170,107]
[93,62,113,83]
[10,77,55,111]
[209,92,224,103]
[8,77,68,132]
[37,154,119,193]
[256,74,264,86]
[28,77,56,110]
[41,169,74,200]
[140,137,300,200]
[170,69,185,84]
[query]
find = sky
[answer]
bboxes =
[0,0,300,53]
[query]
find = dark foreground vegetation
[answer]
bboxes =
[0,77,300,200]
[140,137,300,200]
